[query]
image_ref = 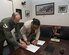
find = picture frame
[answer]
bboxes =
[35,3,54,15]
[16,9,22,19]
[58,5,68,13]
[25,10,30,17]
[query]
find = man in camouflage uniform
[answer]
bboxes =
[0,12,27,55]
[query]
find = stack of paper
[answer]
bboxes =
[50,38,60,42]
[37,40,45,45]
[26,40,45,53]
[26,44,40,53]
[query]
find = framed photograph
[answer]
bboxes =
[16,9,22,19]
[35,3,54,15]
[58,5,68,13]
[25,10,30,17]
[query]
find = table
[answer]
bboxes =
[9,37,69,55]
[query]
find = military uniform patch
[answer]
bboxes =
[3,24,8,28]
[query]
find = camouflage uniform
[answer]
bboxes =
[0,17,23,55]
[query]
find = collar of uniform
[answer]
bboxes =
[10,18,17,25]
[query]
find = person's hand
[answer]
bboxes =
[25,41,30,45]
[18,39,27,48]
[54,33,60,35]
[18,41,27,48]
[32,40,37,45]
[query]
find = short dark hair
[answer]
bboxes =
[32,18,40,26]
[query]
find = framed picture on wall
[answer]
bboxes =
[58,5,68,13]
[16,9,22,19]
[25,10,30,17]
[35,3,54,15]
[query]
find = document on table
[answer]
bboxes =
[50,38,60,42]
[26,44,40,53]
[37,40,45,45]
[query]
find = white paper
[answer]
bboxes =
[26,44,40,53]
[37,40,45,45]
[50,38,60,42]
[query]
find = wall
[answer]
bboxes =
[0,0,32,22]
[31,0,69,26]
[13,0,32,22]
[0,0,12,21]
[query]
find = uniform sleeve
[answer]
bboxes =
[20,25,27,41]
[3,23,18,45]
[15,24,23,42]
[35,27,40,40]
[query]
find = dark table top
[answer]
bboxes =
[9,37,69,55]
